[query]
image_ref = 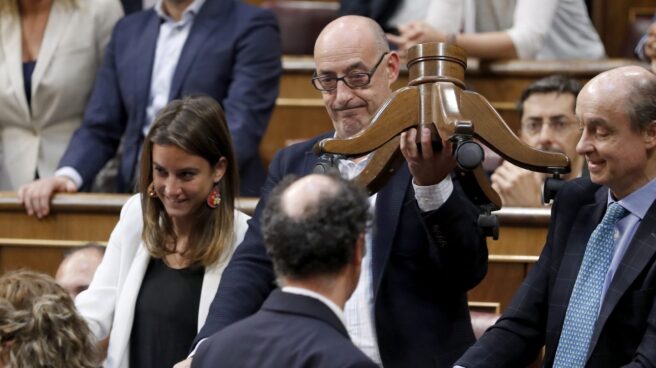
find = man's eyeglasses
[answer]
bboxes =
[311,52,389,92]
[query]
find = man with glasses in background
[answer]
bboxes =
[491,75,584,207]
[183,15,488,368]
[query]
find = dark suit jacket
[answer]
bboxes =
[58,0,281,196]
[456,177,656,367]
[120,0,142,15]
[195,133,488,367]
[193,290,378,368]
[339,0,402,33]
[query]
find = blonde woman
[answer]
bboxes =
[0,0,122,189]
[0,270,98,368]
[75,96,250,367]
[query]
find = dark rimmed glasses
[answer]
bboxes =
[311,52,389,92]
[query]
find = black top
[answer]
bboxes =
[23,60,36,109]
[129,257,204,368]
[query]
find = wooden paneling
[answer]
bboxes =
[0,239,94,276]
[469,260,530,312]
[0,193,129,241]
[0,193,258,275]
[0,191,549,313]
[469,207,550,311]
[592,0,656,57]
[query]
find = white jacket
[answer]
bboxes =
[76,194,250,368]
[0,0,122,189]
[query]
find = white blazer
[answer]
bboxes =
[75,195,250,368]
[0,0,122,189]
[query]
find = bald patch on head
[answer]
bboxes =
[580,66,656,129]
[281,174,340,219]
[583,66,654,100]
[56,247,104,298]
[314,15,389,60]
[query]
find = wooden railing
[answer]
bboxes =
[0,193,258,275]
[0,191,549,311]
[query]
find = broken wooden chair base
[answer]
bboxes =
[314,43,571,239]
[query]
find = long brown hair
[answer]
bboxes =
[139,96,238,267]
[0,270,98,368]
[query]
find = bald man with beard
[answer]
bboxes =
[185,15,487,368]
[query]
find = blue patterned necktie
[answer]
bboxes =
[553,202,628,367]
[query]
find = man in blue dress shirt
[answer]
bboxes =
[456,65,656,367]
[19,0,281,216]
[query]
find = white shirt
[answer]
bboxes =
[143,0,205,135]
[337,155,453,365]
[388,0,464,34]
[417,0,605,60]
[506,0,605,60]
[56,0,206,188]
[282,286,347,328]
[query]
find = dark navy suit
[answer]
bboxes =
[58,0,281,195]
[456,177,656,367]
[193,290,378,368]
[195,133,488,367]
[119,0,142,14]
[339,0,401,33]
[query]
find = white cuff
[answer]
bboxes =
[413,175,453,212]
[54,167,83,189]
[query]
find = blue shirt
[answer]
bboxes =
[143,0,207,135]
[601,178,656,306]
[57,0,206,188]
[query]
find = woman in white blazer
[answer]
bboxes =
[76,96,250,368]
[0,0,122,190]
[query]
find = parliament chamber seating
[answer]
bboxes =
[0,191,547,313]
[0,57,647,312]
[261,1,339,55]
[0,0,651,331]
[622,7,655,58]
[0,55,647,316]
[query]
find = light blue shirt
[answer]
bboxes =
[601,178,656,306]
[143,0,206,135]
[454,179,656,368]
[56,0,206,188]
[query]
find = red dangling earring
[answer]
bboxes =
[207,184,221,209]
[147,182,157,198]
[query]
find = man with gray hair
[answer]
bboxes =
[192,174,377,368]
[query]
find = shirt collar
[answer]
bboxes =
[607,178,656,220]
[281,286,347,328]
[154,0,206,24]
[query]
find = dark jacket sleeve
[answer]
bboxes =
[58,21,128,187]
[455,179,594,367]
[223,8,281,173]
[420,180,488,292]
